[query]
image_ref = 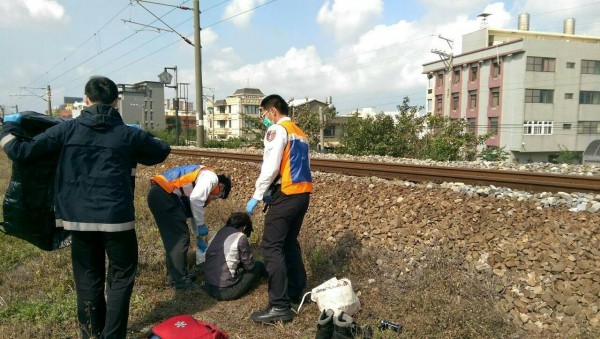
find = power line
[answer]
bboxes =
[27,2,132,87]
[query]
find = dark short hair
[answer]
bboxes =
[85,76,118,104]
[260,94,288,115]
[226,212,252,230]
[217,174,231,199]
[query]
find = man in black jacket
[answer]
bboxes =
[203,212,267,301]
[0,76,171,338]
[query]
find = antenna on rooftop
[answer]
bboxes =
[478,13,491,29]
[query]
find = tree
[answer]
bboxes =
[337,96,490,161]
[289,103,337,150]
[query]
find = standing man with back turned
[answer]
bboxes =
[246,94,313,323]
[0,76,171,338]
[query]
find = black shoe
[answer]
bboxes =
[250,305,295,323]
[333,312,373,339]
[173,276,200,290]
[166,274,197,287]
[315,309,335,339]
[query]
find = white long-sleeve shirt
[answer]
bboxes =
[251,117,290,200]
[173,169,219,227]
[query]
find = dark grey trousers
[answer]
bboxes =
[205,261,267,300]
[262,192,310,308]
[147,184,191,284]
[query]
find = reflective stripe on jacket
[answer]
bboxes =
[278,120,313,195]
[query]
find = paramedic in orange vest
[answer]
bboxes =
[246,94,313,323]
[148,165,231,290]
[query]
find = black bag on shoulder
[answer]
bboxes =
[0,112,71,251]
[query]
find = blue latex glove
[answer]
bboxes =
[197,238,207,253]
[126,123,141,129]
[263,194,271,203]
[3,114,22,124]
[197,225,209,236]
[246,198,260,215]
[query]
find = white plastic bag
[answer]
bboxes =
[310,277,361,316]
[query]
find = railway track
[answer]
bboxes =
[170,148,600,194]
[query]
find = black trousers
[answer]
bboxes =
[262,192,310,308]
[205,261,267,301]
[147,184,191,284]
[71,229,138,339]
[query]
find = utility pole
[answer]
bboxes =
[47,85,52,116]
[11,87,49,114]
[194,0,205,147]
[159,66,179,145]
[430,35,454,116]
[319,106,324,152]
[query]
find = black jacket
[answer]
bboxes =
[0,104,171,231]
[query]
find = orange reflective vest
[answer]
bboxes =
[150,164,221,197]
[278,121,313,195]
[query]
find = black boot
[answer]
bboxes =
[332,312,373,339]
[315,309,334,339]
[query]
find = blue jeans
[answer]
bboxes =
[71,229,138,339]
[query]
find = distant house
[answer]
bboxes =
[423,14,600,163]
[205,88,264,140]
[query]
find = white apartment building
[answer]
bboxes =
[423,14,600,163]
[205,88,264,140]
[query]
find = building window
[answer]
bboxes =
[427,99,432,111]
[578,121,600,134]
[566,62,575,69]
[488,117,498,134]
[435,95,443,112]
[470,66,478,81]
[526,57,556,72]
[492,62,501,78]
[324,126,336,137]
[525,89,554,103]
[580,91,600,104]
[436,72,444,87]
[469,90,477,109]
[581,60,600,74]
[523,121,553,135]
[218,120,226,128]
[452,92,459,110]
[490,87,500,107]
[565,93,574,99]
[453,68,460,84]
[244,105,259,114]
[563,123,571,130]
[467,118,476,133]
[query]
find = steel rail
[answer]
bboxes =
[170,149,600,194]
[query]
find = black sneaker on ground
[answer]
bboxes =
[250,305,295,323]
[173,276,200,290]
[166,274,197,287]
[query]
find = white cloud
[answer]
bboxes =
[222,0,267,27]
[317,0,383,44]
[0,0,68,27]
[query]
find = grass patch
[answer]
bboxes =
[0,152,517,338]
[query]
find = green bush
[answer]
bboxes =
[555,145,579,164]
[478,146,510,161]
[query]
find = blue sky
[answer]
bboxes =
[2,0,600,115]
